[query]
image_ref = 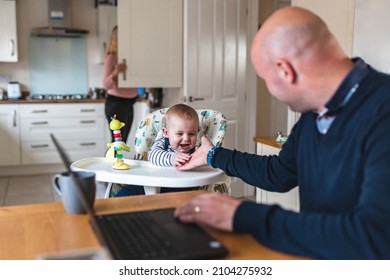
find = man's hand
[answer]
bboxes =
[176,136,213,170]
[174,192,242,231]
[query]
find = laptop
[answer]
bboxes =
[50,133,228,260]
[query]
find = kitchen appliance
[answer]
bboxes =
[7,82,21,99]
[29,0,89,99]
[31,0,88,37]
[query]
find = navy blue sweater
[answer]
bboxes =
[212,62,390,259]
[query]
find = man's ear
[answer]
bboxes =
[275,59,296,84]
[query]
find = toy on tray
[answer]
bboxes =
[106,115,131,170]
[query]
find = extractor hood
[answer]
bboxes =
[31,0,88,37]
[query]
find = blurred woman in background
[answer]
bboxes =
[103,25,138,144]
[103,25,144,197]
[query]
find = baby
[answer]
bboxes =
[149,103,199,168]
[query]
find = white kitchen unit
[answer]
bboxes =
[0,0,18,62]
[96,4,117,64]
[117,0,182,87]
[0,105,20,166]
[19,103,106,165]
[255,137,300,212]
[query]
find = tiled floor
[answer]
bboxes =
[0,174,107,207]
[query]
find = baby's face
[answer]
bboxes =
[164,115,198,153]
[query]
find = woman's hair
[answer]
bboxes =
[105,25,118,57]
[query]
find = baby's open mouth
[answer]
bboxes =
[180,144,190,150]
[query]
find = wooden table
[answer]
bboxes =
[0,191,302,260]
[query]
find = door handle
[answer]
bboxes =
[188,96,205,102]
[122,59,127,81]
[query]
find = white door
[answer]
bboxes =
[183,0,248,196]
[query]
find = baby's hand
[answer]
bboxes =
[174,152,192,167]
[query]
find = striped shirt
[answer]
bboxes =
[148,134,196,167]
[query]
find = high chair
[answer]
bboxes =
[106,107,230,197]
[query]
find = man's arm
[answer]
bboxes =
[179,130,299,192]
[177,109,390,259]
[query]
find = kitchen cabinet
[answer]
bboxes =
[96,5,117,64]
[0,0,18,62]
[254,137,300,212]
[117,0,182,87]
[0,105,20,166]
[19,103,106,165]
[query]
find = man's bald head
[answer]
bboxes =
[250,7,352,113]
[251,7,334,75]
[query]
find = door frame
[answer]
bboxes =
[243,0,260,198]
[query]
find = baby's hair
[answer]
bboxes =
[165,104,199,127]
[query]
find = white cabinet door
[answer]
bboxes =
[0,105,20,165]
[117,0,182,87]
[256,142,300,212]
[96,5,117,64]
[0,0,18,62]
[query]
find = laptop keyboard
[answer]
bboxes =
[95,211,178,260]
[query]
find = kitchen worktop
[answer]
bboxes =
[253,136,283,149]
[0,98,105,104]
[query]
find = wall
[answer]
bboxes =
[353,0,390,74]
[256,0,289,137]
[0,0,104,93]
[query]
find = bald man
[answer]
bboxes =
[174,7,390,259]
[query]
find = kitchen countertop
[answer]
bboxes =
[0,98,105,104]
[253,136,283,149]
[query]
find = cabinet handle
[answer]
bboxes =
[80,142,96,146]
[31,121,48,125]
[80,120,96,124]
[80,109,95,113]
[31,144,49,149]
[122,59,127,81]
[10,40,15,56]
[12,109,17,127]
[31,110,48,113]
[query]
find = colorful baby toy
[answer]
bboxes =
[106,115,131,170]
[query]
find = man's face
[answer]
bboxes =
[251,47,306,113]
[164,115,198,153]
